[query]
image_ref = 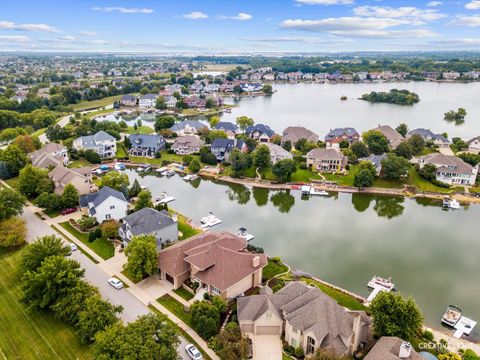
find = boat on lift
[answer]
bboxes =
[235,227,255,242]
[155,192,175,205]
[200,212,222,228]
[165,169,176,178]
[367,275,396,291]
[183,174,199,182]
[441,305,462,327]
[443,197,460,210]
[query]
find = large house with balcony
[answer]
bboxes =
[306,148,347,173]
[324,127,359,148]
[245,124,275,143]
[418,153,478,186]
[171,135,204,155]
[407,128,450,148]
[139,93,158,108]
[29,142,69,168]
[169,120,209,136]
[282,126,319,146]
[128,134,166,157]
[73,131,116,158]
[79,186,129,222]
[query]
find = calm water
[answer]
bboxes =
[129,170,480,328]
[219,82,480,140]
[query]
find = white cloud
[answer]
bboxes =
[92,7,154,14]
[0,20,59,32]
[465,1,480,10]
[327,29,437,38]
[431,38,480,46]
[181,11,208,19]
[449,15,480,26]
[79,31,98,37]
[57,35,76,42]
[244,36,353,44]
[218,13,253,21]
[0,35,30,43]
[427,1,442,7]
[295,0,354,5]
[353,6,446,23]
[280,17,412,32]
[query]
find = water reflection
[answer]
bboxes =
[252,187,269,207]
[225,183,251,205]
[352,193,373,212]
[373,197,405,219]
[270,191,295,213]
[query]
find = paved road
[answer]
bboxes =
[39,115,72,144]
[21,207,191,359]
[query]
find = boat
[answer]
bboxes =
[155,192,175,205]
[200,212,222,228]
[301,185,312,195]
[442,305,462,327]
[443,198,460,210]
[183,174,199,182]
[367,276,396,291]
[236,227,255,241]
[165,169,176,178]
[156,166,169,175]
[309,188,329,196]
[114,163,125,171]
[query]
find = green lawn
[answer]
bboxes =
[68,158,91,168]
[406,167,459,193]
[299,276,368,311]
[174,212,202,241]
[43,209,62,218]
[120,269,140,284]
[71,95,123,111]
[59,221,114,260]
[51,225,99,264]
[124,126,154,135]
[85,108,116,119]
[116,143,128,158]
[262,258,289,282]
[173,287,195,301]
[0,248,91,360]
[3,176,19,189]
[157,294,192,327]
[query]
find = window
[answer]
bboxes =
[105,214,111,220]
[307,336,316,354]
[110,205,115,209]
[291,338,297,348]
[211,285,220,295]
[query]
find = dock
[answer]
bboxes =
[453,316,477,339]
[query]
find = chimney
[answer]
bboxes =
[398,341,412,358]
[252,256,260,268]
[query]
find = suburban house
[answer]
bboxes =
[128,134,166,157]
[79,186,129,222]
[364,337,424,360]
[73,130,117,158]
[48,165,91,195]
[359,153,388,176]
[164,96,177,108]
[183,95,206,109]
[407,129,450,148]
[238,281,370,357]
[214,122,241,139]
[171,135,204,155]
[139,93,158,108]
[157,231,267,299]
[373,125,405,149]
[211,138,247,161]
[29,142,69,168]
[245,124,275,143]
[265,142,293,164]
[169,120,209,136]
[119,207,178,251]
[418,153,478,186]
[306,148,348,173]
[467,135,480,154]
[120,94,137,107]
[282,126,319,146]
[324,128,359,148]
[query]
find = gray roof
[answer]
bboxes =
[121,208,174,236]
[408,129,449,144]
[170,120,208,132]
[419,153,474,174]
[467,135,480,145]
[365,337,425,360]
[307,148,345,161]
[76,130,115,149]
[245,124,275,138]
[79,186,127,208]
[324,127,358,141]
[214,122,238,132]
[121,94,136,101]
[128,134,165,148]
[211,138,244,151]
[359,153,387,170]
[140,93,157,100]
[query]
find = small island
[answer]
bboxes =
[360,89,420,105]
[340,95,348,101]
[444,108,467,123]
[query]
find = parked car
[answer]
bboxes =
[61,207,77,215]
[69,243,77,252]
[108,277,124,290]
[185,344,202,360]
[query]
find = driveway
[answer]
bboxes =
[249,334,283,360]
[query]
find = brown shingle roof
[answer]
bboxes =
[420,153,474,174]
[307,148,345,161]
[364,337,424,360]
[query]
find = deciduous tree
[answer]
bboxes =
[253,144,272,170]
[124,234,158,282]
[0,187,26,220]
[19,235,71,274]
[100,171,129,191]
[134,189,153,211]
[0,217,26,248]
[18,164,54,198]
[272,159,297,182]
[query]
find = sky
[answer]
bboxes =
[1,0,480,53]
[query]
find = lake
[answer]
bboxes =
[127,170,480,329]
[218,82,480,140]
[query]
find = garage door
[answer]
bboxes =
[256,326,281,335]
[166,273,174,284]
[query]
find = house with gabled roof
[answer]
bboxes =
[171,135,204,155]
[79,186,129,222]
[418,153,478,186]
[120,94,137,107]
[364,337,425,360]
[211,138,247,161]
[324,127,359,148]
[373,125,405,149]
[128,134,166,157]
[306,148,347,173]
[283,126,319,146]
[139,93,158,108]
[29,142,69,169]
[407,128,450,148]
[265,142,293,164]
[245,124,275,143]
[467,135,480,154]
[169,120,209,136]
[73,130,116,158]
[49,165,92,195]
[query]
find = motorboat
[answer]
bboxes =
[235,227,254,241]
[367,276,396,291]
[443,198,460,210]
[441,305,462,327]
[155,192,175,205]
[156,167,169,175]
[309,188,329,196]
[165,169,176,178]
[183,174,199,182]
[114,163,125,171]
[200,212,222,228]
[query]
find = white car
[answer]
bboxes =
[185,344,202,360]
[108,277,124,290]
[69,243,78,251]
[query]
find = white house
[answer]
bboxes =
[265,142,293,164]
[139,93,158,108]
[79,186,129,222]
[73,131,117,158]
[418,153,478,186]
[467,135,480,154]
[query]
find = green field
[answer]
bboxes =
[173,287,194,301]
[68,158,92,169]
[71,95,123,111]
[0,248,91,360]
[157,294,192,327]
[124,126,154,135]
[262,258,289,282]
[174,212,202,240]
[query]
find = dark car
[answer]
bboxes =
[61,207,77,215]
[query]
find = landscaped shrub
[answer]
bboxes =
[94,228,102,239]
[295,346,304,358]
[88,231,96,242]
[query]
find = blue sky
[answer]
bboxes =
[1,0,480,52]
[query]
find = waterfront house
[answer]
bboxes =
[128,134,166,157]
[418,153,478,186]
[245,124,275,143]
[238,281,370,357]
[79,186,129,222]
[157,231,267,299]
[265,142,293,164]
[48,165,91,195]
[466,135,480,154]
[407,129,450,148]
[211,138,246,161]
[306,148,347,173]
[184,95,206,109]
[324,128,359,148]
[282,126,319,146]
[164,96,177,108]
[73,130,116,158]
[359,153,387,176]
[169,120,209,136]
[29,142,69,168]
[364,337,423,360]
[214,122,241,137]
[139,93,158,108]
[120,94,137,107]
[171,135,204,155]
[373,125,405,148]
[119,207,178,251]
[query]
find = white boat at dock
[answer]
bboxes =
[235,227,255,242]
[443,197,460,210]
[301,185,329,196]
[155,192,175,205]
[441,305,478,338]
[183,174,199,182]
[367,276,396,291]
[165,169,176,178]
[442,305,462,327]
[156,166,169,175]
[200,212,222,228]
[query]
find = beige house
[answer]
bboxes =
[467,135,480,154]
[265,142,293,164]
[29,142,69,168]
[373,125,405,148]
[306,148,347,173]
[365,337,424,360]
[48,165,92,194]
[238,281,370,357]
[418,153,478,186]
[157,232,267,299]
[282,126,319,146]
[171,135,204,155]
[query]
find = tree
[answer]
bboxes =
[35,192,63,212]
[21,255,84,310]
[154,115,175,132]
[395,141,413,159]
[129,178,142,197]
[0,144,27,175]
[262,84,273,94]
[14,135,38,154]
[61,183,79,208]
[418,163,437,181]
[190,300,220,339]
[135,189,154,211]
[351,141,369,159]
[308,348,350,360]
[84,149,101,164]
[93,314,179,360]
[77,295,122,343]
[0,187,26,220]
[381,153,410,180]
[124,234,158,282]
[370,291,423,341]
[206,129,228,144]
[253,144,272,170]
[189,158,201,173]
[101,220,119,239]
[19,235,71,274]
[339,140,349,149]
[396,123,408,137]
[229,148,252,177]
[282,140,292,152]
[458,152,480,166]
[100,171,129,191]
[272,159,297,182]
[0,217,26,248]
[18,164,54,198]
[354,168,374,188]
[155,96,166,110]
[236,116,254,131]
[438,354,462,360]
[362,130,389,155]
[214,322,249,360]
[209,115,220,127]
[407,134,425,155]
[46,124,69,141]
[52,281,99,326]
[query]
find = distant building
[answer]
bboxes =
[211,138,247,161]
[128,134,165,157]
[407,129,450,148]
[245,124,275,143]
[372,125,405,149]
[324,127,359,148]
[73,131,116,158]
[171,135,204,155]
[139,93,158,108]
[120,94,137,107]
[264,142,293,164]
[169,120,209,136]
[466,135,480,154]
[359,153,387,176]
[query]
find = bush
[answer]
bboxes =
[77,216,97,231]
[271,256,281,263]
[0,217,26,248]
[88,231,96,242]
[183,155,193,165]
[423,330,434,342]
[295,346,304,358]
[84,149,101,164]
